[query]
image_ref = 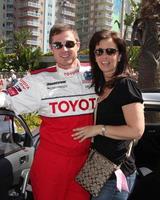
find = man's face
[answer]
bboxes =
[50,30,80,69]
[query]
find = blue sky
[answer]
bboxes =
[113,0,122,15]
[112,0,122,31]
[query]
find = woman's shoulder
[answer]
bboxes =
[116,76,139,90]
[117,76,137,85]
[115,76,143,105]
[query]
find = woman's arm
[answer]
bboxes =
[72,102,145,142]
[105,102,145,140]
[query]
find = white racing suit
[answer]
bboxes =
[0,63,97,200]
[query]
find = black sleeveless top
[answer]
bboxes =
[93,77,143,177]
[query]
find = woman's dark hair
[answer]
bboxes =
[89,30,130,95]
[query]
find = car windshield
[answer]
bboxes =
[0,114,23,157]
[0,115,12,133]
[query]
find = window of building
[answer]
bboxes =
[91,6,94,11]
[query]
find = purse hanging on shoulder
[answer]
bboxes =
[76,102,133,197]
[76,148,120,197]
[76,143,133,197]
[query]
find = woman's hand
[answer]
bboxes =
[72,125,102,143]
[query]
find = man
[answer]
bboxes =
[8,69,18,86]
[0,24,96,200]
[0,74,7,91]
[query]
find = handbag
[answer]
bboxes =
[76,102,134,197]
[76,148,120,197]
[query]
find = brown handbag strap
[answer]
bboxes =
[126,140,134,158]
[94,103,98,125]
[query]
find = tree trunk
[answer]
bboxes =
[138,19,160,90]
[133,0,160,90]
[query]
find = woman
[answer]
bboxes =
[72,30,145,200]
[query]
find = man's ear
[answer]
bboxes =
[49,44,52,51]
[77,42,80,51]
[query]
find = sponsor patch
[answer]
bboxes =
[47,85,67,90]
[14,85,22,92]
[47,80,66,86]
[7,87,19,96]
[81,71,93,84]
[83,71,92,80]
[19,79,30,89]
[48,95,97,116]
[64,69,79,77]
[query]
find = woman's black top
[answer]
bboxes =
[93,77,143,177]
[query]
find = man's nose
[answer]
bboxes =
[62,45,68,51]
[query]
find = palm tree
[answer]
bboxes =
[123,0,141,40]
[12,28,42,71]
[133,0,160,90]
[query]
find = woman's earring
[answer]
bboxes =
[118,55,121,62]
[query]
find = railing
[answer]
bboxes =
[31,31,39,36]
[96,0,113,4]
[17,2,40,9]
[95,13,112,19]
[19,11,40,17]
[62,10,75,17]
[97,5,113,11]
[18,20,39,27]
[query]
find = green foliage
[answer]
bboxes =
[43,52,53,56]
[114,0,141,40]
[0,49,42,72]
[79,49,89,55]
[13,28,32,52]
[0,28,43,72]
[13,46,42,71]
[128,46,141,70]
[0,53,15,72]
[12,29,43,71]
[123,0,141,40]
[22,113,41,131]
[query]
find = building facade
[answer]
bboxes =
[14,0,44,50]
[43,0,56,53]
[1,0,14,53]
[0,0,76,53]
[76,0,140,50]
[76,0,113,50]
[55,0,76,26]
[0,0,140,53]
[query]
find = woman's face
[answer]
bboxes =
[95,38,121,79]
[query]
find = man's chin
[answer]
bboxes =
[58,59,77,69]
